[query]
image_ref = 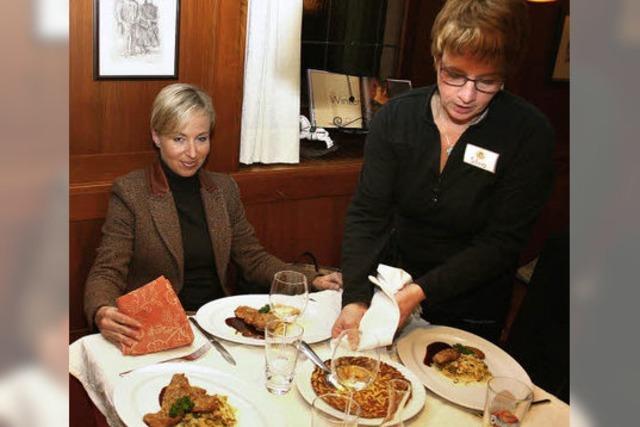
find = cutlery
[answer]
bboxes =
[297,340,345,391]
[189,317,237,366]
[118,342,211,376]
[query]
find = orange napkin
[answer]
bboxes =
[116,276,194,355]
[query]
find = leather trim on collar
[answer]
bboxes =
[147,161,170,196]
[146,160,218,196]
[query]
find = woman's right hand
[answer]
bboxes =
[95,306,142,347]
[331,302,368,338]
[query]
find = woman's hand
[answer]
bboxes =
[331,302,368,338]
[95,306,142,347]
[395,283,426,327]
[312,271,343,291]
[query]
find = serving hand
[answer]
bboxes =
[95,305,142,347]
[331,302,367,338]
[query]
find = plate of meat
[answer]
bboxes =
[195,294,339,345]
[113,363,281,426]
[396,325,532,410]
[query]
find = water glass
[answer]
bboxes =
[270,270,309,321]
[311,393,360,427]
[381,378,411,426]
[264,320,304,395]
[482,377,533,427]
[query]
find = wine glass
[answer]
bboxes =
[269,270,309,322]
[330,329,381,396]
[311,393,360,426]
[381,378,411,427]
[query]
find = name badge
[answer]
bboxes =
[463,143,499,173]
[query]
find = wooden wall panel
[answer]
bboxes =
[70,219,104,340]
[244,195,353,268]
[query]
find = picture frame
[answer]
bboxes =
[361,77,412,128]
[94,0,180,80]
[307,69,363,129]
[307,69,413,130]
[552,15,570,82]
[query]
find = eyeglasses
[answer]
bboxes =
[439,63,503,94]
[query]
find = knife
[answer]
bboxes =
[189,317,237,366]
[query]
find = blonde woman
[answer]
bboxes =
[333,0,554,342]
[85,83,341,347]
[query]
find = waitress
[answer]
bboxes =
[332,0,554,342]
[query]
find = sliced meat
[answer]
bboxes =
[433,348,461,366]
[234,305,277,331]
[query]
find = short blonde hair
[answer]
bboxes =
[431,0,529,75]
[150,83,215,136]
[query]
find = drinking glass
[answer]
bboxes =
[269,270,309,322]
[482,377,533,427]
[381,378,411,427]
[264,320,304,395]
[311,393,360,427]
[330,329,381,395]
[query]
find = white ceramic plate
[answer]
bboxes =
[195,294,337,345]
[295,359,426,426]
[396,325,532,410]
[112,363,283,427]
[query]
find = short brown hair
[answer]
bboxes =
[431,0,530,75]
[150,83,215,136]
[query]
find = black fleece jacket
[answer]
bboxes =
[341,85,555,323]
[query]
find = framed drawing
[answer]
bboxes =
[552,15,569,81]
[94,0,180,79]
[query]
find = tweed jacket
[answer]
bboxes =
[84,161,314,327]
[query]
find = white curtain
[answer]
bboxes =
[240,0,302,164]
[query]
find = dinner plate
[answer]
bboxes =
[295,359,426,425]
[396,325,532,410]
[112,363,283,427]
[195,294,338,345]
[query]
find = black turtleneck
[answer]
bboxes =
[161,160,223,311]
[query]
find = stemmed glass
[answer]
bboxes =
[311,393,360,426]
[269,270,309,322]
[330,328,381,399]
[381,378,411,427]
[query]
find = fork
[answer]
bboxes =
[297,341,345,391]
[118,342,212,376]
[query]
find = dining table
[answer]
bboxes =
[69,298,569,427]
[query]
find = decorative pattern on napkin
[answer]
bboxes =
[116,275,194,355]
[358,264,413,350]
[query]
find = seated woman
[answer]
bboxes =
[85,83,341,347]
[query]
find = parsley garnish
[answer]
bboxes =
[258,304,271,313]
[169,396,194,418]
[453,344,473,355]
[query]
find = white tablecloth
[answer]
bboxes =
[69,320,569,426]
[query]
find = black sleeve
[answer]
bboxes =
[416,115,556,306]
[340,107,398,307]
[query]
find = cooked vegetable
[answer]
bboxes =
[258,304,271,313]
[453,343,473,355]
[169,396,194,418]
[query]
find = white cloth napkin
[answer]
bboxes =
[358,264,413,350]
[309,289,342,315]
[69,331,209,427]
